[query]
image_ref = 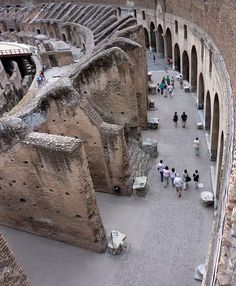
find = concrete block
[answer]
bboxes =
[197,122,204,129]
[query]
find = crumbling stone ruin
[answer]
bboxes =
[0,0,151,260]
[0,0,236,285]
[0,234,30,286]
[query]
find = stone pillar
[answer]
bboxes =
[0,132,107,252]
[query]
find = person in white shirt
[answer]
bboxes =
[193,137,200,156]
[157,160,165,182]
[174,173,184,198]
[167,84,173,97]
[163,166,170,187]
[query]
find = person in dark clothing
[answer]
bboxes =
[181,112,188,128]
[153,54,156,63]
[193,170,199,188]
[173,112,178,127]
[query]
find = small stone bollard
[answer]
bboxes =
[197,122,203,129]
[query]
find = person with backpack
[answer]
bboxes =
[193,170,199,188]
[183,169,191,190]
[173,112,178,127]
[181,112,188,128]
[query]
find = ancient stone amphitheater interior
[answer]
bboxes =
[0,1,235,285]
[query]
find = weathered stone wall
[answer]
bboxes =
[0,132,106,252]
[0,60,24,115]
[0,235,31,286]
[105,25,148,129]
[0,1,151,253]
[38,89,131,195]
[72,48,140,136]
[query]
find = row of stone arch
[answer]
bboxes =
[144,20,223,197]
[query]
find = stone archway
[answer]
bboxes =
[150,22,156,52]
[205,91,211,131]
[191,45,197,91]
[166,28,172,59]
[143,27,150,49]
[174,43,180,71]
[216,131,224,199]
[157,24,164,58]
[182,51,189,81]
[198,73,204,109]
[210,93,220,161]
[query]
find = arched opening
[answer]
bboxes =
[166,28,172,59]
[157,24,164,58]
[198,73,204,109]
[174,43,180,72]
[205,91,211,131]
[191,45,197,91]
[210,93,220,161]
[143,27,149,49]
[62,33,66,42]
[216,131,224,199]
[182,51,189,81]
[150,22,156,52]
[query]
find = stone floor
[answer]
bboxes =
[0,52,214,286]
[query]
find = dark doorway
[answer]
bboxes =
[191,45,197,91]
[150,22,156,52]
[157,25,164,58]
[182,51,189,81]
[210,93,220,161]
[198,73,204,109]
[205,91,211,131]
[174,43,180,72]
[49,55,58,67]
[143,27,149,49]
[166,28,172,59]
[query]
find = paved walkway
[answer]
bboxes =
[0,52,213,286]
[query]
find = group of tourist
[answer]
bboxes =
[153,67,202,198]
[156,75,175,97]
[157,159,200,198]
[172,111,188,128]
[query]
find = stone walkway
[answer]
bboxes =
[0,52,214,286]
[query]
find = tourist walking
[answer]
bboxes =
[193,137,200,156]
[173,112,178,127]
[170,167,177,186]
[157,160,165,182]
[180,76,183,89]
[166,75,170,85]
[153,54,156,63]
[193,170,199,188]
[156,83,160,95]
[163,166,170,187]
[182,169,191,190]
[171,76,175,88]
[160,81,165,95]
[181,112,188,128]
[36,75,42,87]
[174,174,184,198]
[167,84,173,97]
